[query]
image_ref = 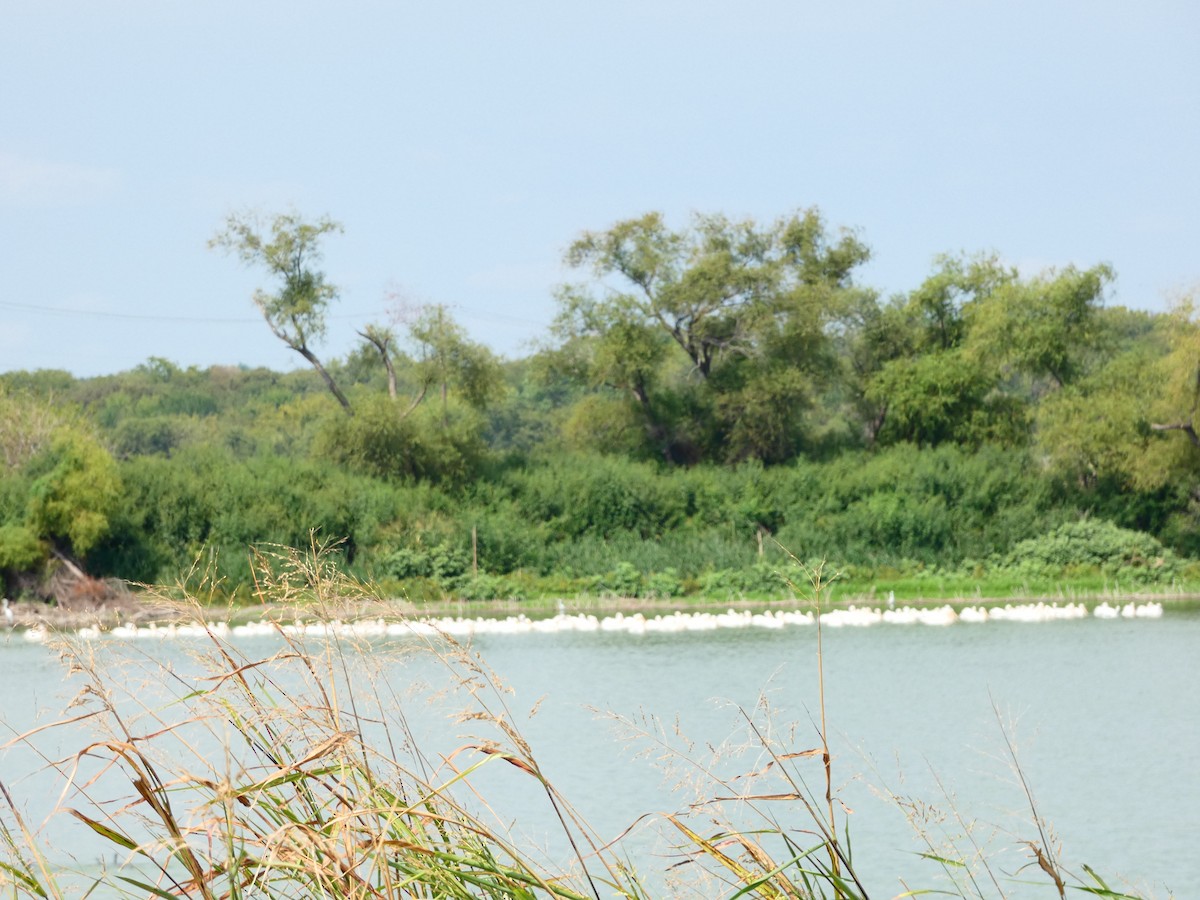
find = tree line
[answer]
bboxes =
[2,207,1198,601]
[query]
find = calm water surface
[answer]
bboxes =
[2,612,1197,898]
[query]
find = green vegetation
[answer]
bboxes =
[2,208,1200,604]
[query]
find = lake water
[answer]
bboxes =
[2,609,1198,898]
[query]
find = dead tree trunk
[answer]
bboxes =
[295,344,353,414]
[358,329,398,400]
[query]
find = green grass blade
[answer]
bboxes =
[0,860,49,898]
[66,810,138,852]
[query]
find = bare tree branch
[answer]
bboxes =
[1149,421,1200,447]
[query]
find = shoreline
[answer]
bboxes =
[5,588,1198,634]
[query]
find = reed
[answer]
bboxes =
[2,542,641,899]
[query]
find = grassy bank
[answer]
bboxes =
[7,564,1200,634]
[6,588,1200,642]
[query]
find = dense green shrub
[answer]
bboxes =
[502,454,690,539]
[81,438,1191,598]
[111,416,186,458]
[1000,518,1179,580]
[645,567,683,599]
[97,448,401,585]
[314,397,486,484]
[699,564,794,599]
[466,502,547,574]
[379,542,470,582]
[774,445,1062,565]
[533,530,761,579]
[451,573,529,601]
[593,561,644,597]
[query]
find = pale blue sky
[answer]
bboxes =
[2,1,1197,376]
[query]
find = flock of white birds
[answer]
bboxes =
[13,599,1165,644]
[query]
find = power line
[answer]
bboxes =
[0,298,555,341]
[0,299,383,324]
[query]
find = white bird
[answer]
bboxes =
[2,597,12,628]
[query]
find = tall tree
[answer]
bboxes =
[864,255,1012,448]
[210,211,353,413]
[1038,298,1200,493]
[557,209,871,463]
[865,255,1110,448]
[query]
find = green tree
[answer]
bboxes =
[834,293,915,445]
[25,427,122,560]
[559,394,650,457]
[210,211,352,412]
[867,350,1025,447]
[1029,298,1200,513]
[407,304,505,422]
[0,386,66,469]
[549,291,675,456]
[325,305,505,483]
[557,209,872,463]
[905,254,1011,351]
[1038,299,1200,491]
[865,256,1015,446]
[866,255,1108,448]
[967,263,1113,388]
[1143,299,1200,457]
